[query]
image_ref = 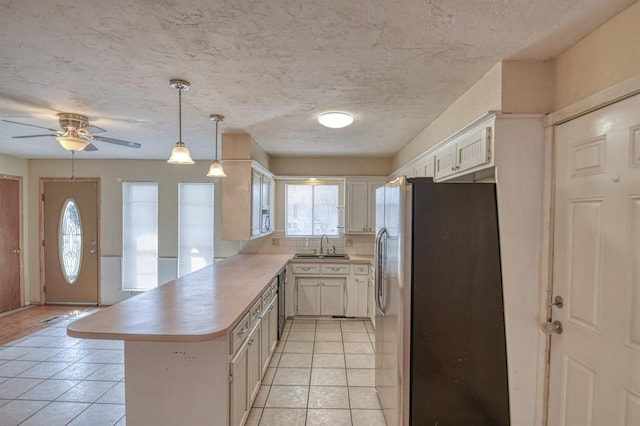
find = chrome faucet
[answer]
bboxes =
[319,234,329,254]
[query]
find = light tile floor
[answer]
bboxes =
[0,316,384,426]
[0,314,125,426]
[247,318,386,426]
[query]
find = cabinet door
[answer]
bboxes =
[251,170,262,236]
[346,181,369,233]
[368,273,375,325]
[296,279,321,315]
[367,181,385,233]
[455,126,491,173]
[434,143,457,180]
[268,300,278,354]
[260,175,272,233]
[247,324,261,406]
[320,279,345,316]
[260,311,271,376]
[353,276,369,317]
[230,342,249,426]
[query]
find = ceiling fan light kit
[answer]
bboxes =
[56,133,89,152]
[167,79,195,165]
[318,111,354,129]
[206,114,226,178]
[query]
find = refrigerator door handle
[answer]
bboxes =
[374,226,388,315]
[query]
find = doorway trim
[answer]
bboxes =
[39,177,102,305]
[1,174,25,309]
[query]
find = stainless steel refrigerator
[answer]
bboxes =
[374,177,510,426]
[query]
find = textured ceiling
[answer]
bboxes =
[0,0,634,160]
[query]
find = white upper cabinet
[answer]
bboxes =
[222,161,274,241]
[345,178,386,234]
[434,123,493,181]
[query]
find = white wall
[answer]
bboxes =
[27,159,240,304]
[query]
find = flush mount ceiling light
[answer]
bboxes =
[206,114,226,178]
[167,79,195,164]
[318,112,354,129]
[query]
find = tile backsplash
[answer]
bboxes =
[239,231,374,256]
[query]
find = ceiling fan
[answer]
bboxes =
[2,113,142,152]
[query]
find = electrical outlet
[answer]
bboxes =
[271,238,280,247]
[345,238,353,247]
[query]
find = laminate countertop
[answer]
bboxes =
[67,254,291,343]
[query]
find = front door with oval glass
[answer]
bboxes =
[43,181,98,304]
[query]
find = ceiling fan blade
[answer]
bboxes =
[86,125,106,134]
[2,119,59,132]
[89,135,141,149]
[84,143,99,152]
[12,134,57,138]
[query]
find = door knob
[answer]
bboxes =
[89,248,97,254]
[12,249,21,254]
[540,320,563,335]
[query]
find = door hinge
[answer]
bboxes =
[43,286,46,293]
[42,239,45,247]
[229,374,233,383]
[42,194,45,202]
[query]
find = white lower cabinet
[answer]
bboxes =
[230,337,249,426]
[320,279,346,316]
[230,279,280,426]
[349,276,369,317]
[296,278,345,316]
[260,297,278,375]
[246,324,261,407]
[291,262,373,318]
[296,279,322,315]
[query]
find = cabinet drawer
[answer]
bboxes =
[353,265,369,275]
[321,264,350,275]
[230,313,251,354]
[291,264,320,274]
[249,299,262,326]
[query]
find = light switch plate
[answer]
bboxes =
[345,238,353,247]
[271,238,280,246]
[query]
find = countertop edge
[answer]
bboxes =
[67,254,373,343]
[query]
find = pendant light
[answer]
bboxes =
[167,79,194,164]
[206,114,226,178]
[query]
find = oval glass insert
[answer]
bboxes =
[59,199,83,284]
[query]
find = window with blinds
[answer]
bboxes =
[178,183,214,277]
[122,182,158,290]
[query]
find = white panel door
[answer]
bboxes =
[549,93,640,425]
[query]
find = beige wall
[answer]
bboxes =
[0,154,31,305]
[555,1,640,110]
[221,133,272,170]
[26,159,240,302]
[271,156,391,177]
[501,60,555,113]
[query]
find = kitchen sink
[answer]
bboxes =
[293,253,350,259]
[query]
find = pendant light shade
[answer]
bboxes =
[168,141,194,164]
[167,79,194,164]
[207,161,226,177]
[207,114,226,178]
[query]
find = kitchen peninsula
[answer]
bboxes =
[68,254,291,426]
